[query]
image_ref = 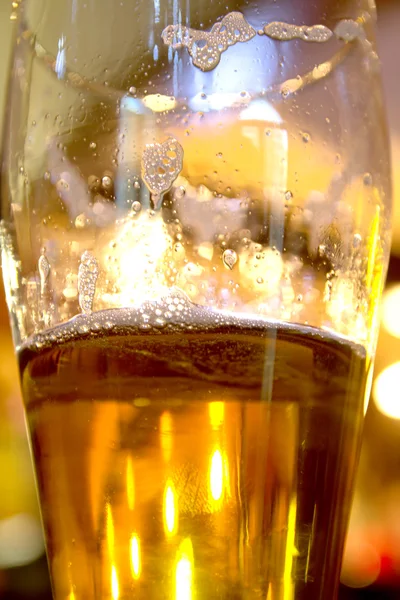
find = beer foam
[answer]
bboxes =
[38,254,50,295]
[162,12,256,71]
[334,20,366,42]
[262,22,333,43]
[78,251,99,314]
[141,138,183,209]
[19,287,366,363]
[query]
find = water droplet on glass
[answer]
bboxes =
[222,249,238,270]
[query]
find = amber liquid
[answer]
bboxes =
[19,305,368,600]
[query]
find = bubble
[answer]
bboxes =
[353,233,362,248]
[43,171,51,181]
[222,249,238,270]
[141,138,184,209]
[363,173,373,186]
[301,132,311,143]
[131,200,142,213]
[129,86,137,95]
[88,175,101,192]
[162,12,256,72]
[174,186,186,200]
[134,181,141,189]
[285,190,293,202]
[101,175,113,191]
[89,142,97,150]
[256,277,264,284]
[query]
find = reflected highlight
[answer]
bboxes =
[210,449,224,502]
[126,456,135,510]
[130,533,141,580]
[175,538,194,600]
[209,401,224,430]
[160,411,173,462]
[111,565,120,600]
[164,480,178,536]
[106,503,115,559]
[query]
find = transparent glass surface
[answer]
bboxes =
[0,0,392,598]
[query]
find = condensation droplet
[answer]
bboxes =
[78,251,99,314]
[222,249,238,270]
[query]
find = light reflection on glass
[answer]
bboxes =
[106,503,115,559]
[209,449,224,503]
[175,538,194,600]
[111,564,120,600]
[160,411,173,462]
[208,401,224,430]
[164,480,178,537]
[283,496,298,598]
[130,533,141,580]
[126,456,135,510]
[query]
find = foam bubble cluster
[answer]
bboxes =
[162,12,256,72]
[262,22,333,43]
[78,251,99,314]
[141,138,184,208]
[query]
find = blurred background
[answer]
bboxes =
[0,0,399,598]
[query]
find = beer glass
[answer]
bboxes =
[0,0,391,598]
